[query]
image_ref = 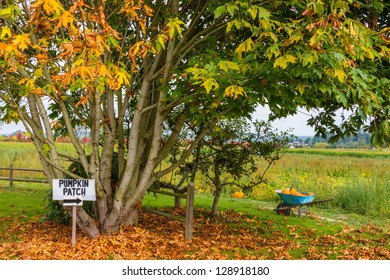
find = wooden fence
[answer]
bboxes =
[143,182,195,241]
[0,164,48,188]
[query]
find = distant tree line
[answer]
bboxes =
[298,132,381,149]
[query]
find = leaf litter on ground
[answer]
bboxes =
[0,209,388,260]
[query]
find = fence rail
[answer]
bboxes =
[0,164,48,188]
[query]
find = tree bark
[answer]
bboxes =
[211,158,222,217]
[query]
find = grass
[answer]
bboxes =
[0,183,48,242]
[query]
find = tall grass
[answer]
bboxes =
[0,142,76,182]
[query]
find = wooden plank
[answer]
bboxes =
[0,167,44,172]
[148,189,186,199]
[8,178,47,183]
[143,207,186,223]
[185,182,195,241]
[0,178,48,183]
[11,168,45,172]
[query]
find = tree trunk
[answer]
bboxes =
[211,159,222,217]
[211,183,222,217]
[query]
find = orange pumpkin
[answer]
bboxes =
[234,191,245,198]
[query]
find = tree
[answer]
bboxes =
[198,118,291,216]
[0,0,389,238]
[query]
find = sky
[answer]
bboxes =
[0,106,316,137]
[252,106,316,136]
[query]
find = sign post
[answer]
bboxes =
[52,179,96,247]
[72,206,77,248]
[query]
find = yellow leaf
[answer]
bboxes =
[202,78,219,93]
[274,54,297,69]
[98,65,111,78]
[12,34,31,51]
[35,67,43,78]
[349,22,357,37]
[115,70,130,86]
[247,7,258,20]
[0,26,12,39]
[60,10,73,28]
[218,61,240,72]
[42,0,63,15]
[166,17,185,38]
[260,19,272,31]
[334,68,346,83]
[156,34,166,51]
[79,66,94,80]
[224,85,246,99]
[296,83,308,95]
[235,38,254,59]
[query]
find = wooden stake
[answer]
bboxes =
[72,206,77,248]
[9,164,13,189]
[185,182,195,241]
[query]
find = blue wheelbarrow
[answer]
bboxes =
[274,190,333,217]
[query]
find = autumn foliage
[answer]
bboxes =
[0,209,388,260]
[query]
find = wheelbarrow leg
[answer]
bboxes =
[297,205,308,217]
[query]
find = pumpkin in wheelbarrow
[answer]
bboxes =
[275,189,315,205]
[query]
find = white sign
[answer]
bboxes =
[52,179,96,201]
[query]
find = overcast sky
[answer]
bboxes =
[253,106,316,136]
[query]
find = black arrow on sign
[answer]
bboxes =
[63,198,82,205]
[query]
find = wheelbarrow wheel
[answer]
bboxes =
[276,202,291,216]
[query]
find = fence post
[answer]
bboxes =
[185,182,195,241]
[9,164,13,189]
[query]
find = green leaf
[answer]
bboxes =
[226,3,238,16]
[301,51,319,66]
[214,5,227,18]
[336,90,348,105]
[258,7,271,20]
[266,44,280,59]
[311,0,325,15]
[155,34,166,52]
